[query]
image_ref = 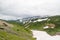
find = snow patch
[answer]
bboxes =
[31,30,60,40]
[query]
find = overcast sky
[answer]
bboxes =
[0,0,60,19]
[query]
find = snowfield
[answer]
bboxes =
[31,30,60,40]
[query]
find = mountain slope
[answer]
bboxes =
[28,15,60,35]
[0,20,35,40]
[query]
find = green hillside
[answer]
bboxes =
[0,15,60,40]
[28,15,60,35]
[0,20,35,40]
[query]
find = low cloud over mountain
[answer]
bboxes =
[0,0,60,17]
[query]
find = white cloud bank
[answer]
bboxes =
[0,14,19,20]
[0,0,60,18]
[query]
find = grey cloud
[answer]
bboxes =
[0,0,60,18]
